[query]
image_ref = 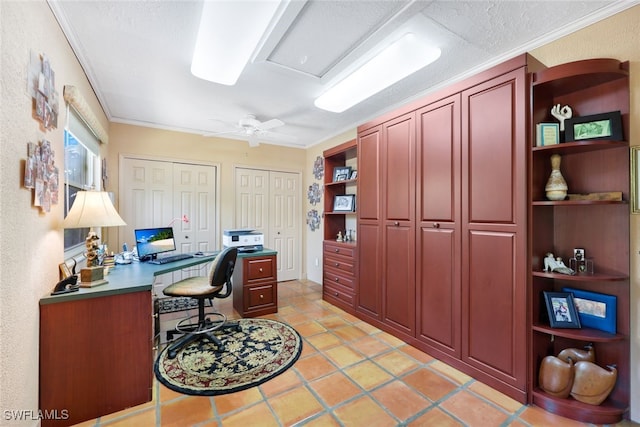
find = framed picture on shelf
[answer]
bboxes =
[332,166,352,182]
[543,291,581,328]
[562,287,617,334]
[350,170,357,180]
[564,111,623,142]
[333,194,355,212]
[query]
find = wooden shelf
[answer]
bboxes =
[532,199,626,206]
[325,211,356,215]
[532,388,626,424]
[532,322,625,342]
[326,178,356,187]
[531,58,628,95]
[532,271,627,281]
[532,139,628,155]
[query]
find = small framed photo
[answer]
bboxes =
[59,262,71,279]
[543,291,581,328]
[333,194,355,212]
[536,123,559,146]
[562,287,617,334]
[564,111,623,142]
[350,170,358,180]
[333,166,352,182]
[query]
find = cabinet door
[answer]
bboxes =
[415,95,461,358]
[381,113,416,335]
[357,127,382,318]
[461,68,527,390]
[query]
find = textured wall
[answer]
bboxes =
[0,1,107,425]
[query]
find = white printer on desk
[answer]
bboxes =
[223,229,264,252]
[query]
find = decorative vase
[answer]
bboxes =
[545,154,568,200]
[570,362,617,405]
[558,344,595,364]
[539,355,575,398]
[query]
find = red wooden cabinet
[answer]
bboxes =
[233,255,278,317]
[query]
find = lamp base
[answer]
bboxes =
[79,266,108,288]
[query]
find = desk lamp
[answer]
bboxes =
[62,190,126,287]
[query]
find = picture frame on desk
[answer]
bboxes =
[562,287,616,334]
[544,291,581,329]
[564,111,623,142]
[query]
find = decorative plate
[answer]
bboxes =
[307,182,322,205]
[313,156,324,180]
[306,209,320,231]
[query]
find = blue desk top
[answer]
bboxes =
[40,249,277,305]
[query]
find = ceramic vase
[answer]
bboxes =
[571,362,617,405]
[545,154,568,200]
[558,344,595,364]
[539,355,575,398]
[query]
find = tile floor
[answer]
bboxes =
[76,280,636,427]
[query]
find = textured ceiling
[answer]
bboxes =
[48,0,637,148]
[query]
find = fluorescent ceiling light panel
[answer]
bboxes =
[191,1,281,85]
[315,33,441,113]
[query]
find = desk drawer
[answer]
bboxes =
[324,242,356,258]
[246,256,275,282]
[324,269,354,290]
[323,255,355,275]
[246,283,276,309]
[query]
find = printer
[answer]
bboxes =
[223,229,264,252]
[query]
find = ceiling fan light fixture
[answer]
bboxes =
[314,33,441,113]
[191,1,282,86]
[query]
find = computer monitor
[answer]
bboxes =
[134,227,176,261]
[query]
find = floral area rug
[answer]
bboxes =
[154,318,302,396]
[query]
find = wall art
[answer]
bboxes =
[307,182,322,206]
[27,50,59,131]
[306,209,320,231]
[313,156,324,180]
[24,139,59,213]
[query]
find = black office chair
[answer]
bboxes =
[162,247,239,359]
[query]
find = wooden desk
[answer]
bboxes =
[39,249,276,426]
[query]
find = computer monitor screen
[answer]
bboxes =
[134,227,176,260]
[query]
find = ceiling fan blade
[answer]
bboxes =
[202,130,239,137]
[257,118,284,131]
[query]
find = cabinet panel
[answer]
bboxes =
[463,73,525,225]
[417,227,460,357]
[383,115,415,221]
[383,223,415,334]
[358,128,381,221]
[356,222,381,318]
[417,95,460,222]
[463,230,524,386]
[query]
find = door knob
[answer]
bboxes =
[433,223,440,228]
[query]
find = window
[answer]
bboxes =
[64,107,101,253]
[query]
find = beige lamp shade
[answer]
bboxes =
[62,190,126,228]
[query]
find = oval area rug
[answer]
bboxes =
[154,318,302,396]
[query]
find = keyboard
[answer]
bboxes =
[148,253,193,265]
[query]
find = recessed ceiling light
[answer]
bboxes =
[191,1,281,86]
[314,33,441,113]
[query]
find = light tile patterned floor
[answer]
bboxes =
[75,280,637,427]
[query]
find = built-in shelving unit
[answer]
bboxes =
[322,139,358,313]
[528,58,630,424]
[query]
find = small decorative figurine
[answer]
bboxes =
[551,104,573,132]
[336,231,343,242]
[543,252,575,275]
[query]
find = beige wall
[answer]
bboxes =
[0,1,109,424]
[1,1,639,424]
[529,5,640,420]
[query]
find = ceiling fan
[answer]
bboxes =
[205,114,297,147]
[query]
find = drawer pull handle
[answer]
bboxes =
[335,262,340,267]
[394,221,400,226]
[335,278,339,282]
[335,248,339,253]
[334,292,339,297]
[259,268,263,272]
[433,223,440,228]
[259,294,264,299]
